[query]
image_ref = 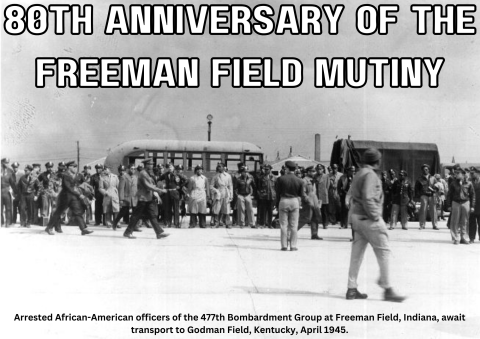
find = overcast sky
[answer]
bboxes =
[2,0,479,167]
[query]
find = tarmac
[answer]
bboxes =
[1,218,479,339]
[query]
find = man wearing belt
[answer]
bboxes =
[298,166,323,240]
[112,165,133,230]
[1,158,17,227]
[338,166,355,228]
[11,161,23,224]
[447,167,475,245]
[210,163,233,227]
[159,163,186,228]
[314,164,330,229]
[415,164,439,230]
[45,161,93,236]
[346,148,405,302]
[256,164,276,229]
[123,158,169,239]
[275,161,306,251]
[235,164,256,228]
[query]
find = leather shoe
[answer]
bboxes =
[281,248,288,251]
[460,239,470,245]
[290,248,298,251]
[433,227,439,230]
[81,229,93,236]
[123,233,136,239]
[346,288,368,300]
[156,233,170,239]
[311,235,323,240]
[45,228,55,235]
[384,288,406,302]
[133,228,142,232]
[55,228,63,233]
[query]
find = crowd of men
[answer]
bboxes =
[1,156,479,244]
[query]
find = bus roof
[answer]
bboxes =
[108,139,262,154]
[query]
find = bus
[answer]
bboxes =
[104,139,264,176]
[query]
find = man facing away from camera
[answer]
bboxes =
[346,148,406,302]
[275,161,306,251]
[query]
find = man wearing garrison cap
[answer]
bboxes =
[346,148,405,302]
[1,158,17,227]
[256,164,276,228]
[275,160,306,251]
[415,164,439,230]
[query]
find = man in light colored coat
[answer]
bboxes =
[99,165,119,227]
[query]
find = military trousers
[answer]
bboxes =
[348,214,391,289]
[126,201,163,235]
[1,189,12,226]
[19,193,35,226]
[257,199,274,226]
[450,201,470,242]
[419,195,437,228]
[279,197,300,249]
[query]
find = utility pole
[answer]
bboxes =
[77,141,80,172]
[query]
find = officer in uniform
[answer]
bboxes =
[298,166,323,240]
[210,163,233,227]
[37,161,56,222]
[1,158,17,227]
[18,165,40,227]
[159,163,186,228]
[90,164,105,226]
[256,164,276,228]
[31,163,42,224]
[123,158,169,239]
[186,164,210,228]
[81,165,92,223]
[338,166,356,228]
[45,161,93,235]
[112,164,133,230]
[11,161,23,224]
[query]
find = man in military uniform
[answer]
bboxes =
[90,164,105,226]
[298,166,323,240]
[1,158,17,227]
[175,164,189,224]
[11,161,23,224]
[186,164,210,228]
[256,164,276,229]
[37,161,56,223]
[112,165,133,230]
[45,161,93,236]
[328,164,342,225]
[415,164,439,230]
[389,170,414,230]
[123,159,169,239]
[81,165,92,224]
[31,163,42,224]
[99,165,119,227]
[234,164,256,228]
[314,164,330,229]
[210,163,233,227]
[338,166,356,228]
[18,165,40,227]
[159,163,186,228]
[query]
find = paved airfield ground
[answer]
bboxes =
[1,219,479,339]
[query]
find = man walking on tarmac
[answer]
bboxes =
[346,148,406,302]
[123,159,169,239]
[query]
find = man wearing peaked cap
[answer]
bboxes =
[90,163,106,226]
[10,161,23,224]
[159,162,187,228]
[314,163,330,229]
[112,165,134,230]
[185,164,210,228]
[1,157,16,227]
[298,165,323,240]
[338,166,356,229]
[415,162,439,230]
[45,160,93,236]
[37,161,57,221]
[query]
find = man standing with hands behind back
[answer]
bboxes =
[275,161,306,251]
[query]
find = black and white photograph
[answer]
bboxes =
[1,0,480,338]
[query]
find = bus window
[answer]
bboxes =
[226,154,241,170]
[244,154,261,172]
[206,153,222,172]
[187,153,203,171]
[168,152,184,165]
